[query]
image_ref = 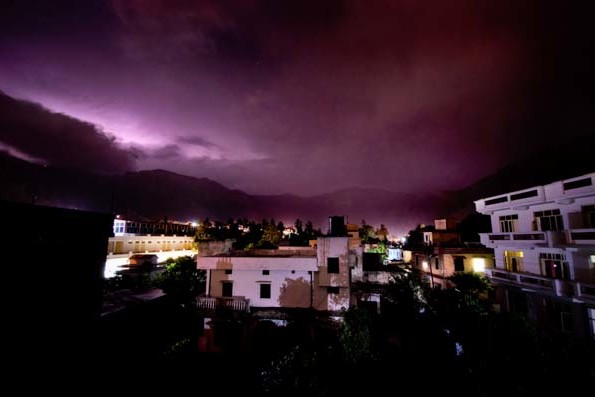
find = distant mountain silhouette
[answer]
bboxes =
[1,90,593,235]
[0,151,444,235]
[1,142,593,236]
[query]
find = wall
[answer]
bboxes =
[315,237,350,311]
[108,235,194,255]
[209,269,312,308]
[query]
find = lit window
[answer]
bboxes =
[504,251,524,272]
[422,261,429,270]
[472,258,486,273]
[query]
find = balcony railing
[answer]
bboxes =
[566,228,595,244]
[575,282,595,302]
[196,296,250,313]
[486,269,555,293]
[482,232,546,245]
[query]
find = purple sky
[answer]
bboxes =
[1,0,593,195]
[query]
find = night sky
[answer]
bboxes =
[1,0,593,195]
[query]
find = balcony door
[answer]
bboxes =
[222,282,233,297]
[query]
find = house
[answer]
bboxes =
[407,218,495,289]
[196,217,355,315]
[475,172,595,338]
[105,217,196,278]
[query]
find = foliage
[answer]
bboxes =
[260,223,282,247]
[339,306,376,364]
[367,242,388,262]
[154,256,205,304]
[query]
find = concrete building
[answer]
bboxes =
[412,246,495,289]
[475,172,595,338]
[196,217,355,315]
[105,217,196,278]
[407,218,494,289]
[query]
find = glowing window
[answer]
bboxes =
[472,258,486,273]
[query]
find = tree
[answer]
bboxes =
[339,306,376,364]
[260,223,281,247]
[155,256,205,304]
[376,224,389,241]
[294,218,303,234]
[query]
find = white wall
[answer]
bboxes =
[209,269,312,308]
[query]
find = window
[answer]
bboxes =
[327,287,340,294]
[486,196,508,205]
[291,270,296,274]
[225,269,232,275]
[454,257,465,272]
[540,253,569,279]
[327,257,339,274]
[504,250,524,272]
[499,214,518,233]
[259,283,271,299]
[434,257,440,270]
[511,189,538,201]
[582,205,595,228]
[262,270,269,275]
[534,209,564,231]
[222,282,233,297]
[563,177,592,191]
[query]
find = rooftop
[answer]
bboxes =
[204,248,317,258]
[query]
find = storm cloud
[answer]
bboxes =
[0,0,593,194]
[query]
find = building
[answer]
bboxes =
[475,172,595,338]
[407,218,494,289]
[196,217,355,315]
[105,217,196,278]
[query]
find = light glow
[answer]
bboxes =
[472,257,486,273]
[422,261,429,270]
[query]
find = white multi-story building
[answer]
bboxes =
[475,172,595,338]
[196,236,355,314]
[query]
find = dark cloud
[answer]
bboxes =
[178,135,220,149]
[0,91,136,173]
[0,0,593,195]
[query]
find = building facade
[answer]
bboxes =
[475,172,595,338]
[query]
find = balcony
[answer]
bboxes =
[480,232,546,246]
[565,228,595,245]
[486,268,555,294]
[575,282,595,303]
[196,296,250,314]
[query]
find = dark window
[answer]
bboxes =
[327,257,339,274]
[511,190,538,201]
[291,270,296,274]
[534,209,564,231]
[262,270,269,275]
[563,177,592,191]
[225,269,232,275]
[434,257,440,270]
[486,196,508,205]
[582,205,595,228]
[327,287,340,294]
[454,257,465,272]
[260,283,271,299]
[222,282,233,297]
